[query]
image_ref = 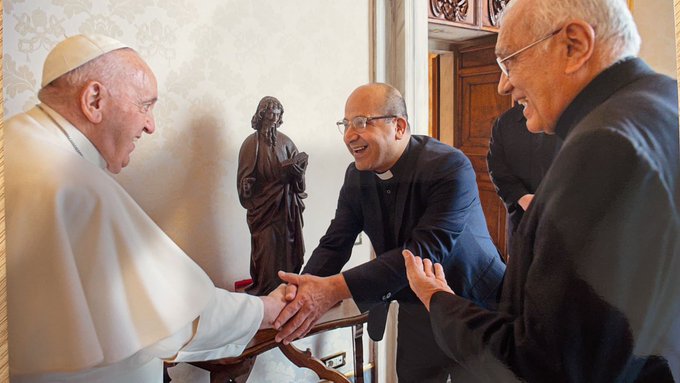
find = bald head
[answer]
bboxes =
[346,83,409,124]
[342,83,410,173]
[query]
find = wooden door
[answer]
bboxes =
[429,36,512,259]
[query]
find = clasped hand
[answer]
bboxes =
[268,251,453,343]
[272,271,349,345]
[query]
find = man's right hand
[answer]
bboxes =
[403,250,453,311]
[518,194,535,211]
[273,272,351,344]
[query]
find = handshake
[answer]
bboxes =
[257,271,351,344]
[257,250,455,344]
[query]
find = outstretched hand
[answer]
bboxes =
[273,271,351,344]
[403,249,454,310]
[258,284,289,329]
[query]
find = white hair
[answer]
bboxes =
[501,0,640,64]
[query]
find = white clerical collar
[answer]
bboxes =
[375,169,394,180]
[38,103,108,170]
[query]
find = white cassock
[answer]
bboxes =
[5,104,264,382]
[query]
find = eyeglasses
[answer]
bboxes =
[336,115,397,135]
[496,27,562,77]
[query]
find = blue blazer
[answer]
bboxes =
[304,135,505,339]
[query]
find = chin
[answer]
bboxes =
[353,160,372,171]
[526,120,548,134]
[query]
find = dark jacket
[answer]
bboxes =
[429,58,680,382]
[487,104,561,246]
[304,135,506,340]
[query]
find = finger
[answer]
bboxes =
[403,250,417,277]
[423,258,434,278]
[283,316,317,345]
[414,254,424,271]
[284,283,298,301]
[276,308,310,343]
[273,299,303,330]
[434,263,447,282]
[278,271,302,285]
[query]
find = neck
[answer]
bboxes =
[377,134,410,173]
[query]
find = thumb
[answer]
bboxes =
[402,249,415,264]
[284,283,298,301]
[278,270,302,285]
[402,249,421,278]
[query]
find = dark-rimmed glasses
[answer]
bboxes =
[336,115,397,135]
[496,27,562,77]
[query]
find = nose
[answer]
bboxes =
[343,125,359,143]
[144,111,156,134]
[497,72,513,96]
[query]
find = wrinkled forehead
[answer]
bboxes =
[495,31,520,58]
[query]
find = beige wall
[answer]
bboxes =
[3,1,372,381]
[3,0,373,291]
[633,0,677,78]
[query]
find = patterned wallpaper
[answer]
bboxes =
[3,0,373,381]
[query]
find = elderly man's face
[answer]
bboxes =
[496,5,567,134]
[97,53,157,174]
[343,86,403,173]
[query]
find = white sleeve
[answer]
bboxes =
[148,287,264,362]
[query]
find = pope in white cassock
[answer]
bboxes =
[5,34,287,382]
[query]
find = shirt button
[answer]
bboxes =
[382,292,392,300]
[386,190,391,194]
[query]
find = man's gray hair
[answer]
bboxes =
[502,0,640,64]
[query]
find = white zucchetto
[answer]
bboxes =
[41,34,129,87]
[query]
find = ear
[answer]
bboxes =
[80,81,105,124]
[562,20,595,75]
[394,117,408,139]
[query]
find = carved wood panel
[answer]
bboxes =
[483,0,512,28]
[429,0,476,27]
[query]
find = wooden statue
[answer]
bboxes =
[237,96,308,295]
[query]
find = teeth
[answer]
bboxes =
[353,146,367,153]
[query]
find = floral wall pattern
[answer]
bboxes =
[3,0,373,381]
